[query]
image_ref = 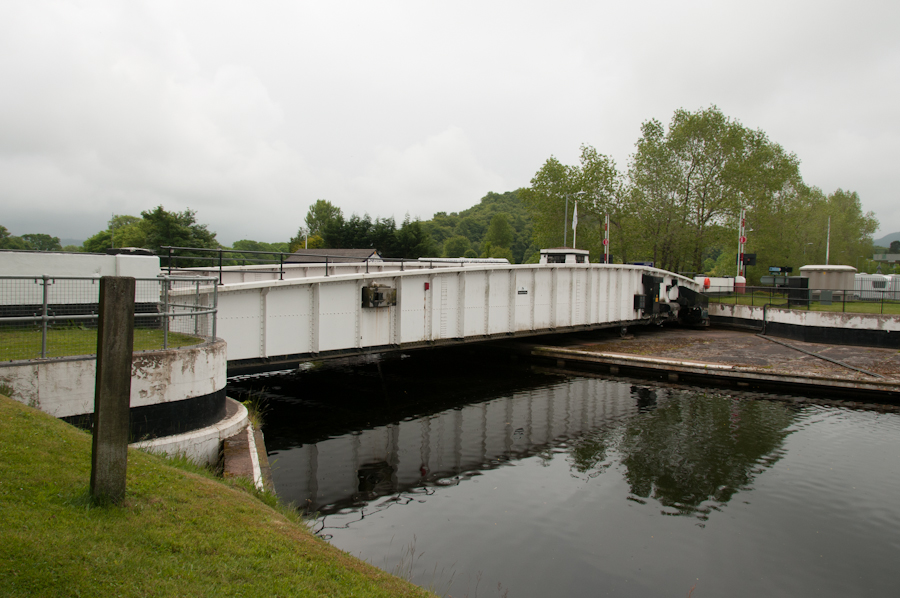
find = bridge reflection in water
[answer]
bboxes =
[254,355,794,518]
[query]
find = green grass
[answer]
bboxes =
[0,328,204,361]
[707,293,900,315]
[0,394,435,598]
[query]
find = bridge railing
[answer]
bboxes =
[0,274,218,361]
[705,285,900,315]
[159,246,454,284]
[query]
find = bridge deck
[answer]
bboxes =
[212,263,705,372]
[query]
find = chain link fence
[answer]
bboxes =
[0,275,217,361]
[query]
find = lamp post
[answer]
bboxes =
[564,191,585,247]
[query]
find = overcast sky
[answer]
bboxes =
[2,0,898,246]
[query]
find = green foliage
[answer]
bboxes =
[109,214,144,248]
[141,206,218,253]
[487,246,514,262]
[297,192,532,262]
[0,227,65,252]
[891,240,900,253]
[484,213,514,249]
[420,191,533,263]
[76,207,219,266]
[305,199,343,236]
[287,234,325,252]
[81,230,112,253]
[20,234,62,251]
[522,106,879,280]
[395,216,437,259]
[232,239,289,254]
[443,235,471,258]
[0,225,32,250]
[224,240,291,266]
[321,213,400,254]
[520,146,624,263]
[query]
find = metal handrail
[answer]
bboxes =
[159,246,440,284]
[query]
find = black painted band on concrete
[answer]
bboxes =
[710,316,898,349]
[62,388,227,441]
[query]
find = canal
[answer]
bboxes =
[227,343,900,598]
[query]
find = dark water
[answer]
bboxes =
[228,346,900,598]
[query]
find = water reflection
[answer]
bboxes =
[619,389,794,519]
[230,351,796,521]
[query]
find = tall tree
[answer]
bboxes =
[628,119,689,270]
[304,199,343,236]
[519,156,577,250]
[140,206,218,253]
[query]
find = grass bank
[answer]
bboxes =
[0,394,434,598]
[0,328,203,361]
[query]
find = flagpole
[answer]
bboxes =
[572,202,578,248]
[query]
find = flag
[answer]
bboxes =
[572,203,578,231]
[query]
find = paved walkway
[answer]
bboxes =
[573,327,898,379]
[223,425,273,492]
[530,325,900,399]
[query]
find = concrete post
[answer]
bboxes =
[90,276,135,504]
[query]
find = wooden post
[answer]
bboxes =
[90,276,135,504]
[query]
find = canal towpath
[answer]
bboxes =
[529,326,900,401]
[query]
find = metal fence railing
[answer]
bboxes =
[705,285,900,315]
[159,246,447,284]
[0,275,218,361]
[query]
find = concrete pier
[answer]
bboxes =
[531,326,900,401]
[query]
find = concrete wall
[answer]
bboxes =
[0,251,160,278]
[0,251,163,306]
[693,276,734,292]
[710,303,900,347]
[0,339,226,418]
[710,303,900,332]
[131,397,248,466]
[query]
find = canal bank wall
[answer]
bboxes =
[709,303,900,348]
[530,326,900,402]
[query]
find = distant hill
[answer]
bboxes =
[873,231,900,248]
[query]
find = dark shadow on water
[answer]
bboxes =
[228,343,798,521]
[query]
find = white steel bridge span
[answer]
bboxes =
[210,261,709,373]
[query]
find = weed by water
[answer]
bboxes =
[241,389,269,429]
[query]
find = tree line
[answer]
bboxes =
[289,193,535,263]
[520,106,881,279]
